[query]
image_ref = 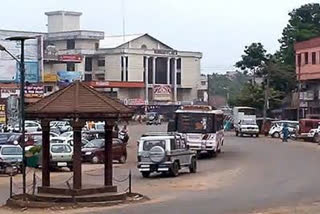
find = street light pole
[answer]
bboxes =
[1,36,34,196]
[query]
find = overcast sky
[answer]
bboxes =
[0,0,316,74]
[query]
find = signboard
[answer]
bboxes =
[1,88,19,98]
[57,71,82,87]
[16,61,39,83]
[153,84,172,101]
[0,33,39,82]
[123,98,146,106]
[154,49,178,55]
[24,85,44,98]
[44,73,58,82]
[299,91,314,101]
[0,104,6,124]
[58,55,82,62]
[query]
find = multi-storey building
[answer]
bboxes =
[0,10,203,112]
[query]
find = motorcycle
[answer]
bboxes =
[118,130,129,144]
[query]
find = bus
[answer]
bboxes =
[168,105,224,157]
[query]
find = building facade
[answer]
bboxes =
[295,37,320,118]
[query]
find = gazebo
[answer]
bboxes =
[25,81,133,194]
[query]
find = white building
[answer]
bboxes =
[0,11,203,107]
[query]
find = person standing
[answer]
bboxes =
[281,123,289,142]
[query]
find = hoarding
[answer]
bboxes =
[57,71,82,86]
[0,32,39,82]
[0,104,6,124]
[44,73,58,82]
[153,84,172,101]
[58,55,82,62]
[0,88,19,98]
[16,61,39,83]
[24,85,44,98]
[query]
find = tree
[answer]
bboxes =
[235,43,267,83]
[279,3,320,65]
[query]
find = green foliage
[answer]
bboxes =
[279,3,320,65]
[235,42,267,76]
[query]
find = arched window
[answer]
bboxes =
[141,44,147,49]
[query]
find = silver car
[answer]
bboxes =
[50,143,73,171]
[0,145,22,174]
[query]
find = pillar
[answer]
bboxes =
[153,57,156,85]
[173,58,178,102]
[123,56,127,81]
[41,120,50,187]
[145,56,149,104]
[72,120,83,189]
[104,121,114,186]
[167,58,171,84]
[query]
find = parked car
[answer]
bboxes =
[51,137,89,147]
[7,132,58,146]
[50,143,73,171]
[137,133,197,178]
[0,145,22,174]
[58,131,73,140]
[146,112,161,125]
[235,119,259,137]
[298,119,320,142]
[50,121,72,133]
[0,133,19,144]
[81,138,127,164]
[269,120,299,138]
[13,121,42,133]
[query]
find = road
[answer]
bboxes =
[2,123,320,214]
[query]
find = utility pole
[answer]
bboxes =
[297,63,301,120]
[263,71,270,128]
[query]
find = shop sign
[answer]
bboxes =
[153,84,172,101]
[44,73,58,82]
[123,98,146,106]
[1,88,19,98]
[58,55,82,62]
[24,85,44,98]
[0,104,6,124]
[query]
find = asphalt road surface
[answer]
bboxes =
[94,123,320,214]
[2,123,320,214]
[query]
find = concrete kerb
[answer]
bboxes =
[5,192,149,210]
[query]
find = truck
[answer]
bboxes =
[233,107,259,137]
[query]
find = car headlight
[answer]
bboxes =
[85,152,92,155]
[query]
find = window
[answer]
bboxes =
[85,57,92,72]
[45,86,53,93]
[141,44,147,49]
[143,140,165,151]
[121,56,128,81]
[66,63,75,71]
[121,56,124,81]
[177,72,181,85]
[312,52,316,64]
[297,54,301,66]
[201,81,206,86]
[2,147,22,155]
[170,139,176,150]
[95,42,99,50]
[305,52,309,64]
[51,145,72,153]
[98,59,105,67]
[95,73,105,81]
[67,39,75,50]
[177,58,181,70]
[126,56,128,81]
[84,73,92,81]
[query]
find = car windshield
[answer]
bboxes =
[51,139,64,144]
[8,134,20,142]
[242,120,256,125]
[60,132,72,138]
[84,139,104,148]
[2,147,22,155]
[143,140,165,151]
[51,145,72,153]
[177,113,214,133]
[95,124,105,130]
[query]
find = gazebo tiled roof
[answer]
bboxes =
[25,81,133,119]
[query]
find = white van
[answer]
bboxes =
[269,120,299,138]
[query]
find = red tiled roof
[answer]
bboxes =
[25,81,133,119]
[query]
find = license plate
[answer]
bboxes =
[57,162,67,167]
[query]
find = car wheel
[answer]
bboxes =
[208,150,217,158]
[250,134,253,137]
[189,157,197,173]
[240,133,243,137]
[119,154,127,164]
[91,156,100,164]
[273,132,280,138]
[141,171,150,178]
[256,134,259,138]
[314,134,320,143]
[170,161,179,177]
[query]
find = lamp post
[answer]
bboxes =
[0,36,34,196]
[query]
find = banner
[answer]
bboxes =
[153,84,172,101]
[57,71,82,86]
[24,85,44,98]
[0,104,6,124]
[1,88,19,98]
[16,61,39,83]
[44,73,58,82]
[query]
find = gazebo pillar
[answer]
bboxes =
[104,121,114,186]
[41,120,50,187]
[72,120,83,189]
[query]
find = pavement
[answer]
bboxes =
[2,124,320,213]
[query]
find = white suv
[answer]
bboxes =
[137,133,197,178]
